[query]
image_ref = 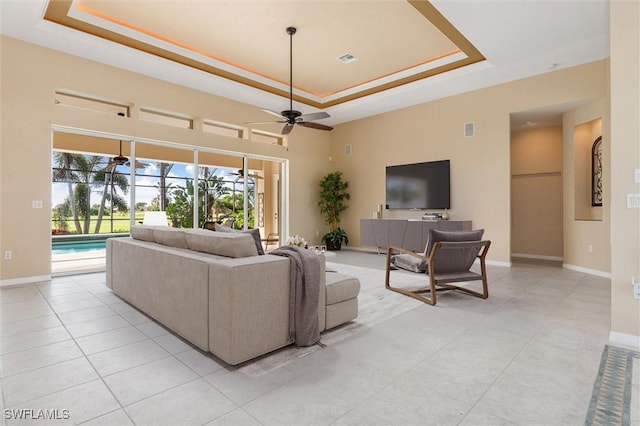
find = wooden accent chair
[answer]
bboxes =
[385,228,491,306]
[263,233,279,251]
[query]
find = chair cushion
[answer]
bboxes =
[428,229,485,274]
[391,253,427,273]
[425,228,484,257]
[214,223,265,255]
[184,229,258,258]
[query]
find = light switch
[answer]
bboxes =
[32,200,43,209]
[635,168,640,184]
[627,194,640,208]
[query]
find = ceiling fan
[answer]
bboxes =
[230,168,264,182]
[246,27,333,135]
[106,140,148,171]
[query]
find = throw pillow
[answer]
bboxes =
[153,227,189,249]
[184,229,259,258]
[214,223,265,255]
[129,225,156,242]
[391,253,427,273]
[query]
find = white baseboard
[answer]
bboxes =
[343,246,379,254]
[0,275,51,287]
[609,331,640,351]
[512,253,563,262]
[562,263,611,279]
[486,260,512,268]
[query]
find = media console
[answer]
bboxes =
[360,218,472,253]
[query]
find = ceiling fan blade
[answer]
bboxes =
[282,123,295,135]
[126,160,149,169]
[261,109,286,119]
[243,120,286,125]
[232,169,265,180]
[298,121,334,131]
[299,111,330,121]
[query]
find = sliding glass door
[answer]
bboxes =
[51,130,284,274]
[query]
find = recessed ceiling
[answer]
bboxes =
[0,0,610,126]
[43,0,484,109]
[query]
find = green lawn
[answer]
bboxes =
[52,212,146,234]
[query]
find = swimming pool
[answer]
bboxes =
[51,241,106,254]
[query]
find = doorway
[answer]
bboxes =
[509,109,564,263]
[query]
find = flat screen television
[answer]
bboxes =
[385,160,450,210]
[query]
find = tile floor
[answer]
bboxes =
[0,251,629,425]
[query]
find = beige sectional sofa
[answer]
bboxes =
[105,225,360,365]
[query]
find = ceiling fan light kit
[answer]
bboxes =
[108,140,147,170]
[245,26,333,135]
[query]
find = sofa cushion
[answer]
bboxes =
[129,225,157,242]
[325,274,361,305]
[214,223,265,255]
[184,229,258,258]
[153,227,189,249]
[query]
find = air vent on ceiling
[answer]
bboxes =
[337,53,358,64]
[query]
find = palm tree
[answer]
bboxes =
[166,180,195,228]
[52,152,82,233]
[93,167,129,233]
[71,155,106,233]
[53,153,117,234]
[198,167,228,223]
[157,162,174,211]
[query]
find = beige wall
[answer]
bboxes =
[331,60,608,265]
[562,102,610,274]
[0,36,330,282]
[609,0,640,343]
[510,126,563,259]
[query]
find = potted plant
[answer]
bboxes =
[318,171,350,250]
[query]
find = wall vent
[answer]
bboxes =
[345,144,352,156]
[464,121,475,138]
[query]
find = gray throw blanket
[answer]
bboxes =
[271,246,321,347]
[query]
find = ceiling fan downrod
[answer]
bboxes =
[243,25,332,134]
[286,26,296,117]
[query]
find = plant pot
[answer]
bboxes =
[325,239,342,251]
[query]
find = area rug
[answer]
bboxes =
[237,261,424,377]
[585,345,639,426]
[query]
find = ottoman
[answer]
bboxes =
[324,273,361,329]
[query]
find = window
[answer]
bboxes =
[203,120,245,139]
[251,129,284,145]
[139,108,193,129]
[54,90,129,117]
